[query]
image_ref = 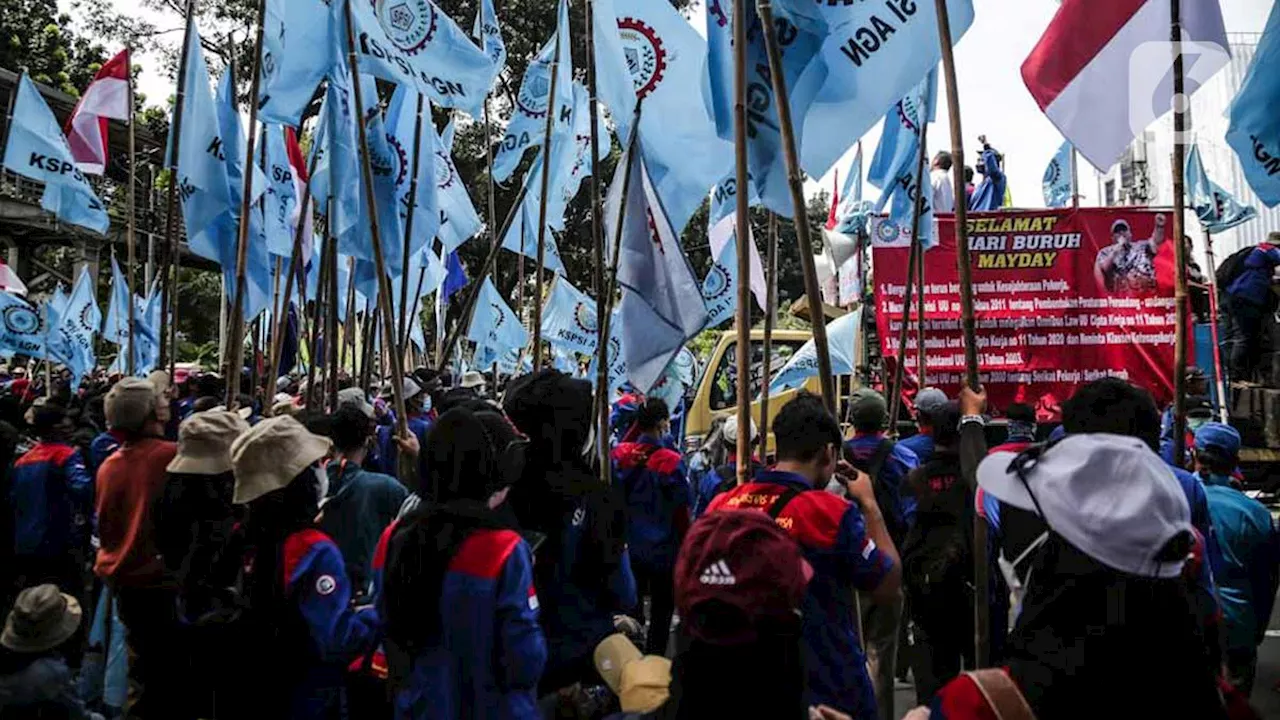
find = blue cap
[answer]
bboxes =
[1193,422,1241,457]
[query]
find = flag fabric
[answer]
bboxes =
[284,128,315,260]
[443,250,468,302]
[1187,144,1258,233]
[704,0,971,221]
[66,49,131,175]
[540,276,598,356]
[868,72,937,249]
[703,178,767,328]
[434,119,483,252]
[474,0,507,76]
[0,293,50,359]
[49,284,69,322]
[587,308,627,395]
[56,267,101,387]
[342,0,496,117]
[263,125,300,257]
[492,0,573,182]
[769,307,862,394]
[385,87,442,262]
[259,0,333,126]
[311,66,362,250]
[595,0,732,233]
[609,149,709,392]
[102,257,159,375]
[1226,1,1280,207]
[0,262,27,296]
[1023,0,1229,171]
[1043,141,1073,208]
[467,277,528,358]
[2,73,110,235]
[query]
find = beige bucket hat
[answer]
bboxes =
[167,410,250,475]
[230,415,332,504]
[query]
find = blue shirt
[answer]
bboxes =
[612,435,691,570]
[709,469,893,720]
[372,413,432,482]
[1227,244,1280,307]
[844,433,920,535]
[968,147,1007,212]
[1201,474,1279,651]
[899,431,936,466]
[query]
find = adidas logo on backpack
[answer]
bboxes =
[699,560,736,585]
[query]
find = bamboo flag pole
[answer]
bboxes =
[343,255,357,375]
[585,0,611,481]
[1070,146,1081,209]
[733,0,754,482]
[914,126,931,392]
[531,29,564,372]
[264,142,321,411]
[159,0,196,372]
[759,213,779,443]
[125,45,137,376]
[755,0,836,414]
[933,0,986,668]
[224,0,268,409]
[1202,229,1229,422]
[327,236,340,410]
[397,93,426,351]
[306,225,331,412]
[343,0,409,441]
[1170,0,1191,468]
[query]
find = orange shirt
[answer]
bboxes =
[94,437,177,587]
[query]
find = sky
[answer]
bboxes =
[66,0,1274,210]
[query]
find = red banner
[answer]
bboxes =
[873,207,1185,417]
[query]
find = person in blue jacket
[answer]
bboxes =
[1225,232,1280,381]
[968,136,1006,212]
[372,377,432,482]
[900,388,949,466]
[845,389,919,547]
[1192,422,1280,696]
[691,415,762,517]
[502,369,636,693]
[612,398,691,656]
[378,406,546,719]
[230,415,380,720]
[4,403,94,603]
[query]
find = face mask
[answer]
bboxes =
[1188,416,1209,432]
[997,531,1049,625]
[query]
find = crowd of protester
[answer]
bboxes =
[0,357,1275,720]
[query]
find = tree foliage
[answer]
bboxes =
[0,0,110,94]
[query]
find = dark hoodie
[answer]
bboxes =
[503,370,636,691]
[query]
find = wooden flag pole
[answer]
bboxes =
[159,0,196,373]
[343,255,357,376]
[933,0,986,668]
[915,153,928,390]
[756,0,836,414]
[531,29,564,372]
[397,93,426,351]
[585,0,611,481]
[759,213,779,444]
[224,0,267,408]
[1202,228,1229,422]
[1170,0,1191,468]
[305,211,331,412]
[327,235,340,411]
[343,0,409,440]
[402,263,429,354]
[125,45,137,376]
[1070,146,1081,209]
[733,0,754,482]
[264,143,320,411]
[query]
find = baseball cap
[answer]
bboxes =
[1111,219,1131,233]
[914,387,949,418]
[1186,395,1214,419]
[849,388,888,429]
[675,510,812,646]
[105,377,160,432]
[977,433,1192,579]
[1194,422,1241,458]
[722,415,758,445]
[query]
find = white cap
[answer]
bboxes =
[722,415,758,444]
[977,433,1192,579]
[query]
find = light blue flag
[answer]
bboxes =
[473,0,507,84]
[1226,1,1280,208]
[540,276,598,356]
[2,73,109,235]
[768,307,862,394]
[262,125,300,257]
[834,145,873,235]
[868,72,936,249]
[48,284,69,321]
[1043,141,1072,209]
[434,119,483,252]
[595,0,732,233]
[259,0,333,126]
[352,74,410,279]
[342,0,495,117]
[703,177,767,327]
[214,69,272,322]
[101,256,132,346]
[500,151,567,274]
[467,277,528,357]
[385,87,442,262]
[102,258,158,374]
[700,235,738,329]
[493,0,573,182]
[317,64,363,251]
[56,268,101,388]
[132,281,162,376]
[587,308,626,396]
[0,293,50,359]
[1187,144,1258,234]
[611,148,709,391]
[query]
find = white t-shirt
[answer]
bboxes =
[930,168,955,213]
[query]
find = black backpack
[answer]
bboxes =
[846,439,907,547]
[900,459,974,597]
[1215,245,1255,291]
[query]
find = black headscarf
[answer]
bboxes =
[240,467,325,619]
[382,408,522,652]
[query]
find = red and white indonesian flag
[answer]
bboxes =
[1022,0,1228,171]
[0,261,27,296]
[284,127,315,261]
[66,49,131,175]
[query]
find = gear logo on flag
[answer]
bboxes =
[574,302,597,334]
[704,262,730,300]
[387,133,410,187]
[3,305,40,335]
[876,219,900,244]
[1044,157,1063,188]
[617,18,667,100]
[897,93,924,136]
[517,71,551,119]
[435,149,456,190]
[375,0,439,56]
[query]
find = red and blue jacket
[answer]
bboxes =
[611,436,691,570]
[371,522,546,719]
[8,442,94,557]
[1226,243,1280,307]
[708,469,894,720]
